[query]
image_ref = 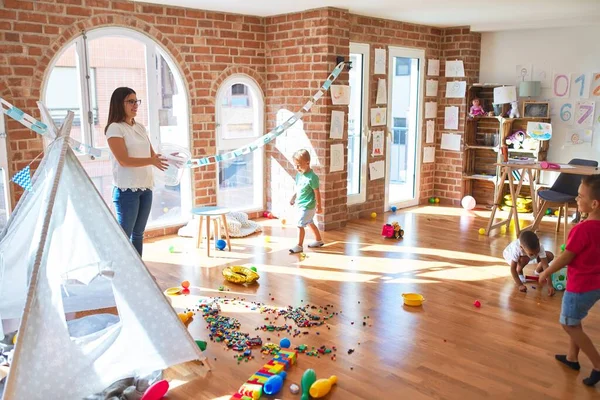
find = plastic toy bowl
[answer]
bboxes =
[164,287,182,296]
[402,293,425,306]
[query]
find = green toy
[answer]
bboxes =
[551,267,567,291]
[560,243,566,252]
[301,368,317,400]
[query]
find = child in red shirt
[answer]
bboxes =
[540,175,600,386]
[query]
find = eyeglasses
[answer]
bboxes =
[124,99,142,106]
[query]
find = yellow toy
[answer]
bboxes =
[478,228,485,235]
[178,311,194,325]
[222,265,260,284]
[370,212,377,219]
[309,375,337,398]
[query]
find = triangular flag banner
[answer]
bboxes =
[11,165,32,191]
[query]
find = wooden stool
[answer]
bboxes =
[191,206,231,257]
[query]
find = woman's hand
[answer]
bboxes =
[152,153,169,171]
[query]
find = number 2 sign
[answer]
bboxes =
[574,101,596,127]
[592,73,600,98]
[553,73,571,97]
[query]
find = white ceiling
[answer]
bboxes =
[135,0,600,31]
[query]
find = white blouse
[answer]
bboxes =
[106,122,154,191]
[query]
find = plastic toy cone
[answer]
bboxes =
[309,375,337,398]
[300,369,317,400]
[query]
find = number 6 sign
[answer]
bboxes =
[575,101,596,128]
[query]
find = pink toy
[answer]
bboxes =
[540,161,560,170]
[381,224,395,238]
[473,300,481,308]
[141,380,169,400]
[469,98,485,117]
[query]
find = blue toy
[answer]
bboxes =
[263,374,284,395]
[280,338,291,349]
[216,239,226,250]
[391,206,397,212]
[552,267,567,291]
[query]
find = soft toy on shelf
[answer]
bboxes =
[469,98,486,118]
[505,130,525,150]
[508,101,520,118]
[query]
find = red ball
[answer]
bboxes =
[267,212,273,219]
[263,211,269,218]
[473,300,481,308]
[181,280,190,289]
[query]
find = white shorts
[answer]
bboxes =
[297,208,316,228]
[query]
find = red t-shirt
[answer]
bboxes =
[565,220,600,293]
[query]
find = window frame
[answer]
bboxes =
[0,110,11,224]
[347,42,370,206]
[215,74,265,213]
[41,27,193,229]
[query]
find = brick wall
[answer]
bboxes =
[0,0,266,212]
[264,8,350,231]
[435,27,481,205]
[1,0,482,234]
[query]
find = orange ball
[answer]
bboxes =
[181,280,190,289]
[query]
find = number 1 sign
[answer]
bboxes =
[572,73,590,98]
[574,101,596,128]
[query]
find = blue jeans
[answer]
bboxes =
[112,188,152,256]
[560,289,600,326]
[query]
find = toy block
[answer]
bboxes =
[237,383,262,400]
[278,350,298,364]
[229,394,252,400]
[271,357,289,370]
[267,363,285,374]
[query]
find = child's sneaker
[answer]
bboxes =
[289,245,303,254]
[519,275,526,283]
[307,241,324,248]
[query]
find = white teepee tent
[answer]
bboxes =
[0,110,206,400]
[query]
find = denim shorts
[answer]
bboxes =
[560,289,600,326]
[297,208,316,228]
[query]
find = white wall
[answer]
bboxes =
[480,26,600,166]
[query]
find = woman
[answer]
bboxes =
[105,87,168,256]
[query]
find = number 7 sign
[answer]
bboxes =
[575,101,596,127]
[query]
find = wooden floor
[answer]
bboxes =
[142,205,600,400]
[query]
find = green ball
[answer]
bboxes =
[545,208,552,215]
[560,244,566,252]
[429,197,435,204]
[250,266,257,272]
[168,245,175,253]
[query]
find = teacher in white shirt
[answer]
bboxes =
[105,87,168,256]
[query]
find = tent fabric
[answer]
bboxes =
[0,110,206,400]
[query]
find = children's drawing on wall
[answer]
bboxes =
[446,81,466,98]
[371,130,384,156]
[445,60,465,78]
[426,120,435,143]
[369,160,385,180]
[425,102,437,119]
[526,121,552,141]
[330,143,344,172]
[444,106,459,130]
[370,108,386,126]
[574,101,596,127]
[330,85,350,105]
[423,147,435,163]
[552,73,571,98]
[425,79,438,97]
[516,64,532,84]
[374,48,386,75]
[330,110,344,139]
[565,129,593,146]
[376,78,387,105]
[427,59,440,76]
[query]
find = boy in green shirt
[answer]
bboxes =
[289,149,324,254]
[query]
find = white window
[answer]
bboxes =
[347,43,369,205]
[0,111,10,231]
[42,28,191,228]
[215,75,264,211]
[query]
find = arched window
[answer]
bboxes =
[215,75,264,211]
[42,28,191,228]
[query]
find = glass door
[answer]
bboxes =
[385,47,424,209]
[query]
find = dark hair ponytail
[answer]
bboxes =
[105,87,136,134]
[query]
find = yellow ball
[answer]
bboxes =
[435,198,440,203]
[478,228,486,235]
[370,212,377,219]
[264,236,270,243]
[554,210,560,216]
[281,219,286,225]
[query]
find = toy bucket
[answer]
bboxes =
[159,143,191,186]
[402,293,425,306]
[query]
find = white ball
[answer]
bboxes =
[461,195,476,210]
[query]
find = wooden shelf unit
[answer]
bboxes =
[462,85,550,206]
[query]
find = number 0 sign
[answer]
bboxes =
[553,73,571,97]
[574,101,596,128]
